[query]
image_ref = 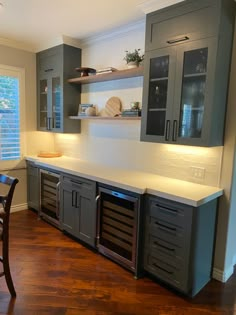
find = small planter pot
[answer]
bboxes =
[127,62,138,69]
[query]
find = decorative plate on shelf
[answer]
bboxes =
[75,67,96,77]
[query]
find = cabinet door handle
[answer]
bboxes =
[165,120,170,141]
[72,190,76,207]
[95,195,100,203]
[172,120,178,141]
[44,68,54,72]
[76,192,80,208]
[167,36,189,44]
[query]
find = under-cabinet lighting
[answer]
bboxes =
[164,144,223,156]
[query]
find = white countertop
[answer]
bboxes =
[25,155,223,207]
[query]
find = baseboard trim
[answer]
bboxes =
[11,203,28,213]
[212,266,234,283]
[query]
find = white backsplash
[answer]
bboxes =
[54,122,223,187]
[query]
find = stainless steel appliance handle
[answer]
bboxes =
[95,195,100,203]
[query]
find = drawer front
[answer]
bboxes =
[144,250,188,292]
[62,174,96,198]
[149,216,185,247]
[150,199,186,227]
[146,2,218,51]
[146,233,185,261]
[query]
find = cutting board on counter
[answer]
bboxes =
[37,152,62,158]
[105,97,121,117]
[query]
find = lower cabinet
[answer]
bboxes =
[143,194,217,297]
[60,173,97,247]
[26,161,40,211]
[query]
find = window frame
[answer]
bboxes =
[0,64,26,170]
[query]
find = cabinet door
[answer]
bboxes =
[27,164,39,211]
[141,47,176,143]
[61,183,75,234]
[76,187,96,247]
[38,74,62,131]
[173,38,217,145]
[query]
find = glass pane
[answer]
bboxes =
[39,79,48,128]
[179,48,208,138]
[147,55,169,136]
[146,110,166,136]
[0,75,20,160]
[52,77,61,129]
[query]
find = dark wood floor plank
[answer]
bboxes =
[0,210,235,315]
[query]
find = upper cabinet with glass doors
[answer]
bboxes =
[37,44,81,133]
[141,0,235,146]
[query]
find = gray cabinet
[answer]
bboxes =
[37,44,81,133]
[60,173,97,247]
[141,0,235,146]
[143,195,217,296]
[26,161,40,211]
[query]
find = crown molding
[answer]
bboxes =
[0,37,36,52]
[34,35,82,53]
[138,0,185,14]
[80,19,145,47]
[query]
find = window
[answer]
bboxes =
[0,65,25,169]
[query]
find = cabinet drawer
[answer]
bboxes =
[146,233,185,261]
[61,174,96,197]
[149,217,184,247]
[150,199,185,227]
[144,251,187,291]
[146,3,218,51]
[37,46,62,75]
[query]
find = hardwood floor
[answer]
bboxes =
[0,210,236,315]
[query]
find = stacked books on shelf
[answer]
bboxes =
[96,67,117,75]
[121,109,141,117]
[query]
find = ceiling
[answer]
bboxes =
[0,0,183,52]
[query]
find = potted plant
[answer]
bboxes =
[124,49,144,68]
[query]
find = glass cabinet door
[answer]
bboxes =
[143,48,176,140]
[39,79,48,129]
[178,47,208,139]
[51,76,61,130]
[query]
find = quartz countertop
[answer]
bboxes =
[25,155,223,207]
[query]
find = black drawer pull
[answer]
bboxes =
[154,241,175,252]
[167,36,189,44]
[153,263,173,275]
[155,221,177,232]
[71,180,83,186]
[44,68,54,72]
[155,204,178,215]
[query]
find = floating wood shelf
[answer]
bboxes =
[68,67,143,84]
[69,116,141,121]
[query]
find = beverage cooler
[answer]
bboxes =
[39,169,61,228]
[96,185,142,277]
